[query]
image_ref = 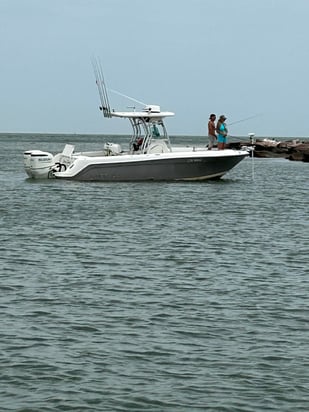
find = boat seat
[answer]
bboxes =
[147,140,170,154]
[62,144,75,157]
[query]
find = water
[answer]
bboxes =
[1,134,308,411]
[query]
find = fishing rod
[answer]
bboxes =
[226,113,262,141]
[92,57,112,117]
[227,113,262,126]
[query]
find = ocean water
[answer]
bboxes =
[0,133,308,411]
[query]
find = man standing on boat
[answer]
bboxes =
[207,114,217,150]
[216,115,228,150]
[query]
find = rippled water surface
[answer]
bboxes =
[1,134,308,411]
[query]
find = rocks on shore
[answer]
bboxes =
[228,139,309,162]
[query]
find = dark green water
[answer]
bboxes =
[1,134,308,411]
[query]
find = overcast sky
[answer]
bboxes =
[1,0,308,137]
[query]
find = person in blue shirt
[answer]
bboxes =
[216,115,228,150]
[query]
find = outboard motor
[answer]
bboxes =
[25,150,54,179]
[23,150,35,177]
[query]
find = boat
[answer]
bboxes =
[23,61,249,181]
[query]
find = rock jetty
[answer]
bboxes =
[228,139,309,162]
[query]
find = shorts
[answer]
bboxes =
[208,134,216,146]
[217,134,227,143]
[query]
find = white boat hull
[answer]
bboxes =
[52,149,248,181]
[24,145,248,181]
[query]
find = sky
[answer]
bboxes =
[1,0,309,137]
